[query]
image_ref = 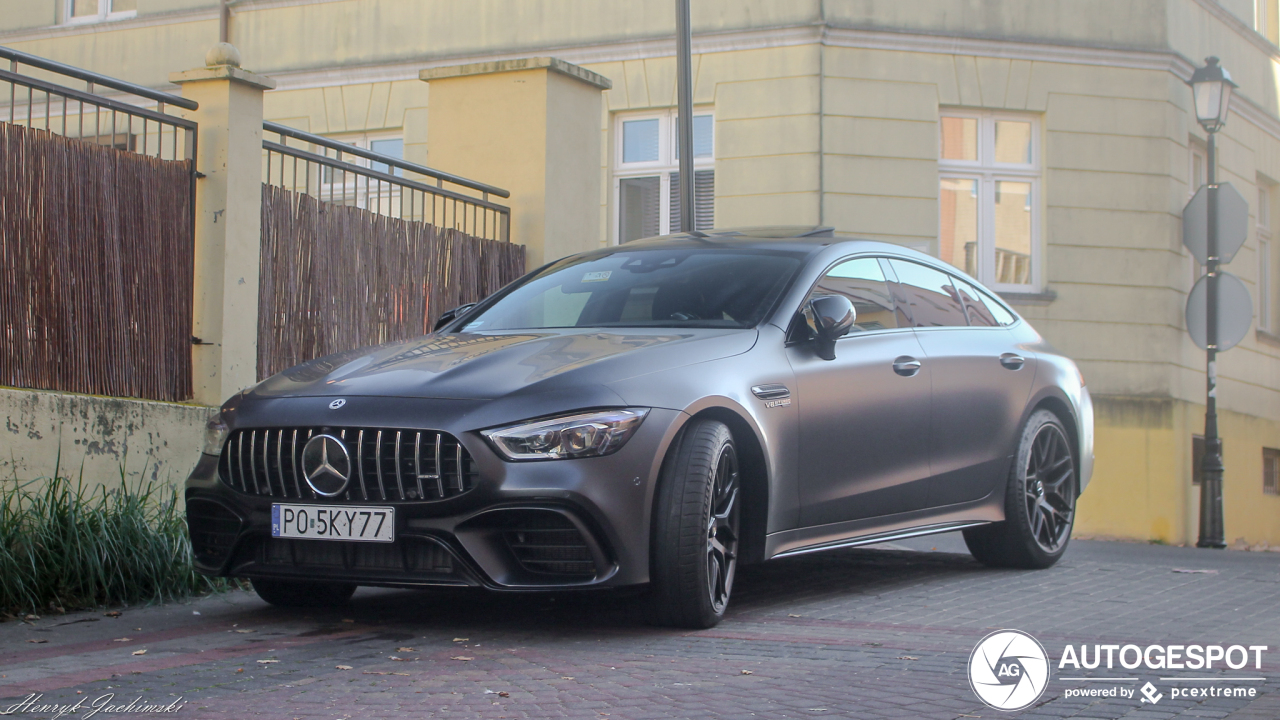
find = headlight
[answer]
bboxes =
[202,412,230,456]
[481,409,649,461]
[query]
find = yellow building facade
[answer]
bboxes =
[3,0,1280,545]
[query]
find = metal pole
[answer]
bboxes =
[675,0,695,233]
[1198,129,1226,549]
[218,0,230,43]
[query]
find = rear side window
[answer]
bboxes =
[957,278,1017,326]
[808,257,898,332]
[954,277,999,327]
[886,259,969,328]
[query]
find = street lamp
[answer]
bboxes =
[1189,56,1237,550]
[1190,57,1235,133]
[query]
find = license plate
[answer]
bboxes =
[271,504,394,542]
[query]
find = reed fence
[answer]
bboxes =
[0,122,194,400]
[257,184,525,379]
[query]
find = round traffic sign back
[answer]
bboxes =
[1186,271,1253,351]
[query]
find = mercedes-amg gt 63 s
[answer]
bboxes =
[186,227,1093,628]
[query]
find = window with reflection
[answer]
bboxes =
[939,111,1040,291]
[886,259,969,328]
[807,258,899,333]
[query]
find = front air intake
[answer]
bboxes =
[501,510,598,577]
[186,498,242,568]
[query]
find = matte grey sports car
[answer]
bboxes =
[186,227,1093,628]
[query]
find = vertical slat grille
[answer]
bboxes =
[218,426,477,502]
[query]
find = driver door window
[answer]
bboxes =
[807,257,899,332]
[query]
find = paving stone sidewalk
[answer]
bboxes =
[2,536,1277,719]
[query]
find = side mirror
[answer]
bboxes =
[433,303,477,332]
[807,295,855,361]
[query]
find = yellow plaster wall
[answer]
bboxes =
[1079,396,1280,546]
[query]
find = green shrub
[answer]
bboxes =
[0,463,235,617]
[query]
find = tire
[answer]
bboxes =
[964,409,1078,569]
[647,419,741,629]
[251,578,357,608]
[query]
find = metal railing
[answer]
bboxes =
[0,45,197,163]
[262,121,510,242]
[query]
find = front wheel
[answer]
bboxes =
[964,409,1077,569]
[647,419,741,629]
[251,578,357,608]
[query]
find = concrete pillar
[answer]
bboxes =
[420,57,611,268]
[170,44,275,406]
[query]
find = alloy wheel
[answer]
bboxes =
[706,444,740,614]
[1023,423,1076,553]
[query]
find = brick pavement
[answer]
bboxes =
[2,538,1277,719]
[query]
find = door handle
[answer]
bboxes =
[1000,353,1025,370]
[892,356,921,377]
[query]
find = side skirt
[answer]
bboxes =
[770,521,989,559]
[764,498,1003,559]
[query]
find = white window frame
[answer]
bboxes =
[938,110,1042,293]
[1259,181,1273,332]
[612,108,715,244]
[64,0,136,24]
[314,131,405,214]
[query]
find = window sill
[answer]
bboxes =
[997,289,1057,306]
[1257,328,1280,346]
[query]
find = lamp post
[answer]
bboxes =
[675,0,694,233]
[1189,56,1236,549]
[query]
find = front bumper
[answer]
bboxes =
[185,404,683,591]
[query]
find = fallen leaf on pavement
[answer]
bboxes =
[451,656,473,661]
[452,638,468,642]
[234,629,255,633]
[335,665,353,670]
[397,647,415,652]
[498,692,510,698]
[256,659,279,664]
[788,614,801,618]
[897,656,919,661]
[740,670,752,675]
[26,639,47,644]
[235,668,243,673]
[561,676,574,680]
[113,638,131,642]
[391,657,417,662]
[131,650,146,655]
[103,611,121,618]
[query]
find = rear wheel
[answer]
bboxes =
[964,409,1077,569]
[647,419,740,629]
[251,578,357,608]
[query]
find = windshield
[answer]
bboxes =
[459,248,802,331]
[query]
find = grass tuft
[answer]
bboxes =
[0,461,236,617]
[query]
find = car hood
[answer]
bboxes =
[250,328,758,401]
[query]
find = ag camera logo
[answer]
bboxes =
[969,629,1050,711]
